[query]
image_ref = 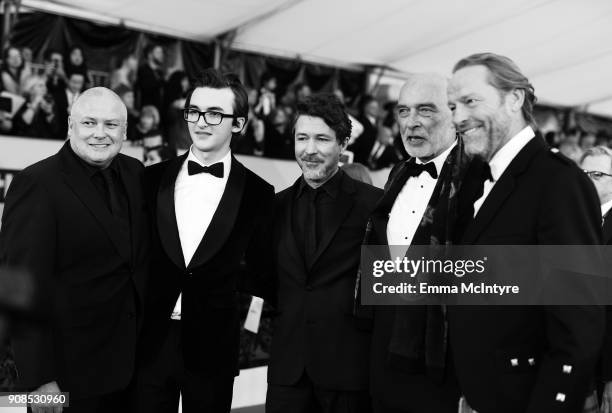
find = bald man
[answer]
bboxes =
[0,87,150,412]
[363,73,474,413]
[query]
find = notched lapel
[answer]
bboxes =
[157,154,187,270]
[281,181,309,280]
[188,156,246,269]
[462,137,542,243]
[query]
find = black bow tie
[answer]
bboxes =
[406,160,438,179]
[187,160,224,178]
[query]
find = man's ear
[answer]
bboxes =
[67,116,73,138]
[507,89,525,114]
[232,117,246,133]
[340,137,349,152]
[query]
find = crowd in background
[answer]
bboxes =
[1,42,611,171]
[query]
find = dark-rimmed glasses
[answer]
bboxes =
[183,109,237,125]
[583,169,612,180]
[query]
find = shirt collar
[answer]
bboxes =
[187,146,232,177]
[297,168,343,200]
[488,126,535,181]
[415,139,457,176]
[602,199,612,218]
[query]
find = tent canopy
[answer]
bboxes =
[21,0,612,117]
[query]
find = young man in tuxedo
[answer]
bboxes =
[266,93,382,413]
[365,73,468,413]
[447,53,604,413]
[580,147,612,412]
[0,87,150,412]
[137,69,275,413]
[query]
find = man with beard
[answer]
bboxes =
[266,93,382,413]
[363,73,469,413]
[447,52,603,413]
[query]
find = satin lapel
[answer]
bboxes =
[310,174,356,267]
[282,179,309,279]
[603,214,612,245]
[58,144,131,264]
[156,153,187,270]
[462,137,543,244]
[188,156,246,269]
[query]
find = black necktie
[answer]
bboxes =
[474,162,493,201]
[305,187,320,267]
[406,160,438,179]
[187,160,224,178]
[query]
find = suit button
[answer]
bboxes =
[127,312,135,319]
[187,271,193,276]
[306,286,313,291]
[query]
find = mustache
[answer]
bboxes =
[300,155,323,163]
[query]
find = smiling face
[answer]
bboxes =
[68,88,127,169]
[396,74,455,162]
[448,65,517,161]
[186,87,245,163]
[581,154,612,204]
[294,115,347,188]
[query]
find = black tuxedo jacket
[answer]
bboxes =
[268,171,382,391]
[367,156,461,411]
[449,136,604,413]
[600,214,612,382]
[0,143,149,399]
[140,152,275,378]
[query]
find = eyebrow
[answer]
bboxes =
[397,103,438,109]
[187,105,226,112]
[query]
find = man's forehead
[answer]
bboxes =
[189,87,234,111]
[74,98,124,120]
[449,65,490,95]
[399,74,448,106]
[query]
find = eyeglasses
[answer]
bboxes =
[583,170,612,180]
[183,109,238,125]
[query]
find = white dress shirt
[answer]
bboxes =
[602,199,612,221]
[387,141,457,252]
[171,147,232,320]
[473,126,535,217]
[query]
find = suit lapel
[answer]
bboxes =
[603,214,612,245]
[156,153,187,270]
[117,157,142,269]
[462,137,543,244]
[58,143,131,264]
[188,156,246,269]
[309,173,356,268]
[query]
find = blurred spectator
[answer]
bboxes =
[162,70,191,153]
[596,130,610,147]
[12,76,60,139]
[341,162,373,185]
[544,130,559,147]
[264,106,293,159]
[110,54,139,90]
[367,125,403,170]
[21,47,33,78]
[254,72,277,118]
[559,141,583,164]
[114,84,139,141]
[232,88,265,156]
[293,82,311,101]
[136,44,165,111]
[51,70,85,139]
[133,104,161,143]
[580,131,596,151]
[347,94,379,164]
[43,48,66,94]
[1,47,28,95]
[334,88,364,145]
[64,45,91,86]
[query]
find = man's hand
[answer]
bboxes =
[30,381,63,413]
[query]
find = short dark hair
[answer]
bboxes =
[453,52,537,126]
[185,68,249,120]
[43,48,62,62]
[143,44,161,59]
[293,93,351,144]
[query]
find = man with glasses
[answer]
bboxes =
[580,146,612,413]
[136,68,275,413]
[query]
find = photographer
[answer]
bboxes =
[13,76,60,139]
